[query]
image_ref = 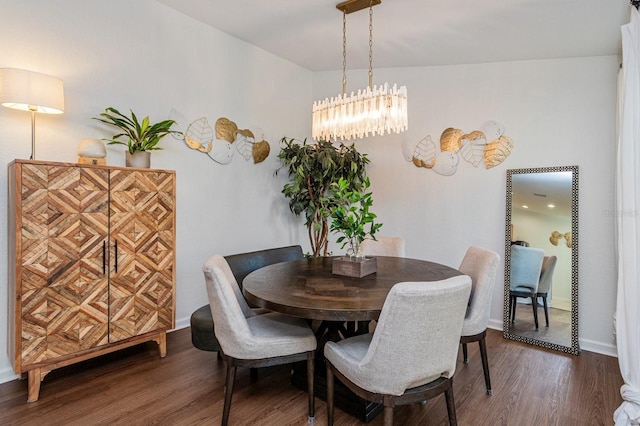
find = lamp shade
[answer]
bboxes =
[0,68,64,114]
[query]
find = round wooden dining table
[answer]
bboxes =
[242,255,463,423]
[243,255,463,322]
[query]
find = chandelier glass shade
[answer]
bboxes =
[312,82,407,141]
[311,0,408,141]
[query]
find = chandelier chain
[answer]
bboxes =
[368,0,374,88]
[343,9,347,94]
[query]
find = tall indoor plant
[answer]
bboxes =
[276,137,369,257]
[94,107,181,167]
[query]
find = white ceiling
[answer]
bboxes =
[157,0,632,72]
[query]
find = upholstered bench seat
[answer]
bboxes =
[191,304,221,351]
[190,245,304,352]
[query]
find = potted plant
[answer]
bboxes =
[93,107,181,168]
[329,176,382,277]
[329,176,383,260]
[275,137,369,257]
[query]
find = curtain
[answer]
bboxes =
[615,6,640,425]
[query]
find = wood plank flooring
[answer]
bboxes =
[0,328,623,426]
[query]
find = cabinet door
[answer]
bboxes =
[109,169,175,342]
[19,164,109,366]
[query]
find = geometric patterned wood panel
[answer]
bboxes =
[13,161,176,375]
[19,164,110,365]
[10,160,175,403]
[108,169,175,342]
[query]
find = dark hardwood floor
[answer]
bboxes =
[0,328,622,426]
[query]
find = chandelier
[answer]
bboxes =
[312,0,408,141]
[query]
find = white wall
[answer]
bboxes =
[316,56,619,356]
[0,0,312,383]
[0,1,620,385]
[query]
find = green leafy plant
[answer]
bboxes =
[329,176,382,258]
[93,107,181,154]
[275,137,370,257]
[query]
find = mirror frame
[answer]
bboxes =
[503,165,580,355]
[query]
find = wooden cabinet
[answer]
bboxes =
[7,160,176,402]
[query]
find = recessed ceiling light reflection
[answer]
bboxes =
[522,205,529,209]
[548,204,555,208]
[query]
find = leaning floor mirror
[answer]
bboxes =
[503,166,580,355]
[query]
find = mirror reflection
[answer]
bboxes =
[504,166,579,354]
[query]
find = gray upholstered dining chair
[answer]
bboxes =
[509,245,545,329]
[457,246,500,395]
[360,236,406,257]
[191,245,303,354]
[203,255,317,425]
[535,255,558,327]
[324,276,472,426]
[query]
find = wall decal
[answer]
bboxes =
[406,120,513,175]
[440,128,463,152]
[483,135,513,169]
[412,135,436,169]
[170,110,271,165]
[459,130,486,167]
[184,117,214,153]
[411,133,459,176]
[550,231,572,248]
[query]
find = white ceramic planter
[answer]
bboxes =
[125,151,151,168]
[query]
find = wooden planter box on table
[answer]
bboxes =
[332,256,377,278]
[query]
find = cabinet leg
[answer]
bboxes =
[154,332,167,358]
[27,368,42,403]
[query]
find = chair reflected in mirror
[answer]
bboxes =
[534,255,558,327]
[509,245,544,330]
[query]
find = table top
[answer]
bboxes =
[243,256,463,321]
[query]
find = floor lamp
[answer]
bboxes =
[0,68,65,160]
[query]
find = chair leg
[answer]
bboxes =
[327,366,335,426]
[222,364,236,426]
[478,336,491,395]
[531,296,539,330]
[510,296,516,323]
[541,295,549,327]
[383,406,394,426]
[307,352,315,424]
[444,379,458,426]
[462,343,469,364]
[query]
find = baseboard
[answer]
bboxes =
[0,366,18,385]
[579,338,618,357]
[488,319,504,331]
[487,319,618,358]
[173,316,190,332]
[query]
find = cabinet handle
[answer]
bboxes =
[102,241,106,274]
[114,240,118,273]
